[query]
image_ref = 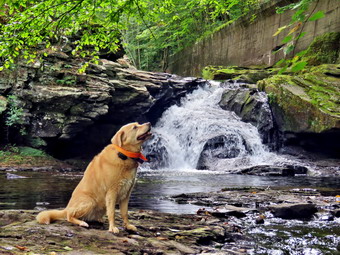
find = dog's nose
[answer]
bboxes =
[145,122,151,127]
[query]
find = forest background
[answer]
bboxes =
[0,0,323,73]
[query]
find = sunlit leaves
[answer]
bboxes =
[0,0,130,71]
[273,0,325,73]
[288,22,302,35]
[291,61,307,72]
[273,25,287,36]
[281,35,293,44]
[308,10,325,21]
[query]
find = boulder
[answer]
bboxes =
[257,64,340,156]
[269,203,317,219]
[219,87,277,147]
[197,134,247,169]
[210,205,258,219]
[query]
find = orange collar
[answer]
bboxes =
[112,144,148,162]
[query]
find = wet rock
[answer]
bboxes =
[233,164,308,176]
[170,187,339,253]
[6,173,28,179]
[210,205,258,219]
[197,134,247,169]
[255,215,265,224]
[331,209,340,217]
[319,214,334,221]
[269,203,318,219]
[219,87,277,148]
[143,135,170,169]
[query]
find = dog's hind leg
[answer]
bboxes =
[66,198,95,228]
[67,215,89,227]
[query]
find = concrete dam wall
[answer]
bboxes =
[169,0,340,77]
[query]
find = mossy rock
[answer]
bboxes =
[0,95,7,115]
[302,32,340,66]
[257,64,340,133]
[202,65,276,83]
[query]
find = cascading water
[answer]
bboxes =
[143,81,288,171]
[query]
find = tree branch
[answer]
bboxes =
[133,0,156,40]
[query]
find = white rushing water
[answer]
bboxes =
[143,82,291,171]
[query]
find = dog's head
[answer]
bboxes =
[111,122,152,150]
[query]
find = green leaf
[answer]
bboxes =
[0,0,6,9]
[308,11,325,21]
[281,35,293,44]
[275,59,286,66]
[273,25,287,36]
[295,50,307,57]
[278,66,288,75]
[284,44,294,55]
[296,32,306,39]
[291,61,307,72]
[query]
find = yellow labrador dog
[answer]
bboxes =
[36,122,151,233]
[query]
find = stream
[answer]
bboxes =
[0,170,339,213]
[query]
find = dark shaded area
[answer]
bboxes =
[284,129,340,158]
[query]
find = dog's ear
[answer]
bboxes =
[111,131,125,147]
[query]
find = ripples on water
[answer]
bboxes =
[1,170,339,214]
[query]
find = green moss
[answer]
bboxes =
[267,92,277,104]
[257,65,340,133]
[17,146,47,157]
[27,137,47,148]
[302,32,340,65]
[0,146,69,168]
[203,65,274,82]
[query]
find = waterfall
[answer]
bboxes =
[143,81,283,171]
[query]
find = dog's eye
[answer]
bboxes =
[133,126,137,129]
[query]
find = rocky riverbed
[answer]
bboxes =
[1,185,339,254]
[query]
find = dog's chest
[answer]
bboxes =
[117,169,137,201]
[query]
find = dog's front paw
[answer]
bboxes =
[109,226,119,234]
[125,224,137,232]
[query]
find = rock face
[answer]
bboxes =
[257,64,340,156]
[0,54,205,159]
[218,86,277,148]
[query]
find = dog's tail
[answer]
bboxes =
[36,209,67,224]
